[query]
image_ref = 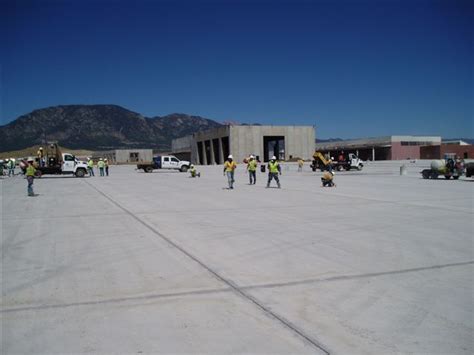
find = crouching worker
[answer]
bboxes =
[26,157,37,196]
[321,170,336,187]
[189,164,200,178]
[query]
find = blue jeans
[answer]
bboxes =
[267,173,280,188]
[27,176,34,196]
[9,168,15,176]
[99,168,104,176]
[226,171,235,189]
[249,171,256,184]
[88,167,94,176]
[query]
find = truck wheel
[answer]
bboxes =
[180,166,188,173]
[430,172,438,179]
[337,165,343,171]
[357,164,363,171]
[453,176,459,180]
[75,169,86,178]
[145,167,153,173]
[421,170,430,179]
[444,175,450,180]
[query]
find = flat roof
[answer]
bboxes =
[315,135,441,150]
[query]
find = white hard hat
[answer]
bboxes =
[228,155,233,159]
[39,147,43,150]
[99,158,103,161]
[271,156,276,160]
[250,155,254,159]
[27,157,34,162]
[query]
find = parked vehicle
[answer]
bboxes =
[137,155,190,173]
[465,162,474,178]
[21,143,88,177]
[311,152,364,171]
[421,159,464,180]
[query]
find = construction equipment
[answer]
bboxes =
[421,159,464,180]
[27,142,88,177]
[311,151,364,171]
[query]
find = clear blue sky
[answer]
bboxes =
[1,0,472,138]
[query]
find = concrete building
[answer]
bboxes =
[172,125,315,164]
[420,143,474,160]
[314,136,442,161]
[95,149,153,164]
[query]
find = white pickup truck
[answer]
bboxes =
[137,155,190,173]
[28,153,89,177]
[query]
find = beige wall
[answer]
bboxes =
[230,125,315,162]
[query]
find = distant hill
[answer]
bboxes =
[0,105,222,152]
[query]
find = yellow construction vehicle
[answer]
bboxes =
[311,151,364,171]
[311,151,332,171]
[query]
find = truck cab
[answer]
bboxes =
[138,155,190,173]
[34,152,88,177]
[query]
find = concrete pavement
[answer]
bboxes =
[1,161,473,354]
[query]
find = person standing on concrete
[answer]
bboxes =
[266,156,281,188]
[87,158,95,176]
[297,158,304,172]
[104,159,109,176]
[37,147,45,167]
[321,171,336,187]
[223,155,237,189]
[26,158,36,196]
[246,155,257,184]
[97,158,105,176]
[7,158,15,177]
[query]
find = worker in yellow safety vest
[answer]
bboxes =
[266,156,281,188]
[87,158,95,176]
[97,158,105,176]
[321,171,336,187]
[297,158,304,172]
[26,157,37,196]
[246,155,257,184]
[223,155,237,189]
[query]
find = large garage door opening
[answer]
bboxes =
[263,136,285,162]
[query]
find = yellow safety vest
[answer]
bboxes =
[269,161,279,173]
[87,160,94,168]
[26,165,36,177]
[247,160,257,171]
[224,161,236,172]
[98,161,105,168]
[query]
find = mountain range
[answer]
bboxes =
[0,105,222,152]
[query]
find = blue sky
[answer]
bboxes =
[1,0,472,138]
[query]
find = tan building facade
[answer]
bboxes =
[172,125,315,164]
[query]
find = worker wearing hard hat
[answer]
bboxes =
[189,164,200,178]
[246,155,257,184]
[37,147,45,167]
[223,155,237,189]
[297,158,304,172]
[26,157,37,196]
[97,158,105,177]
[7,158,15,177]
[266,156,281,188]
[87,158,95,176]
[104,159,109,176]
[321,170,336,187]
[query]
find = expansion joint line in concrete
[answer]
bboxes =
[82,180,331,355]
